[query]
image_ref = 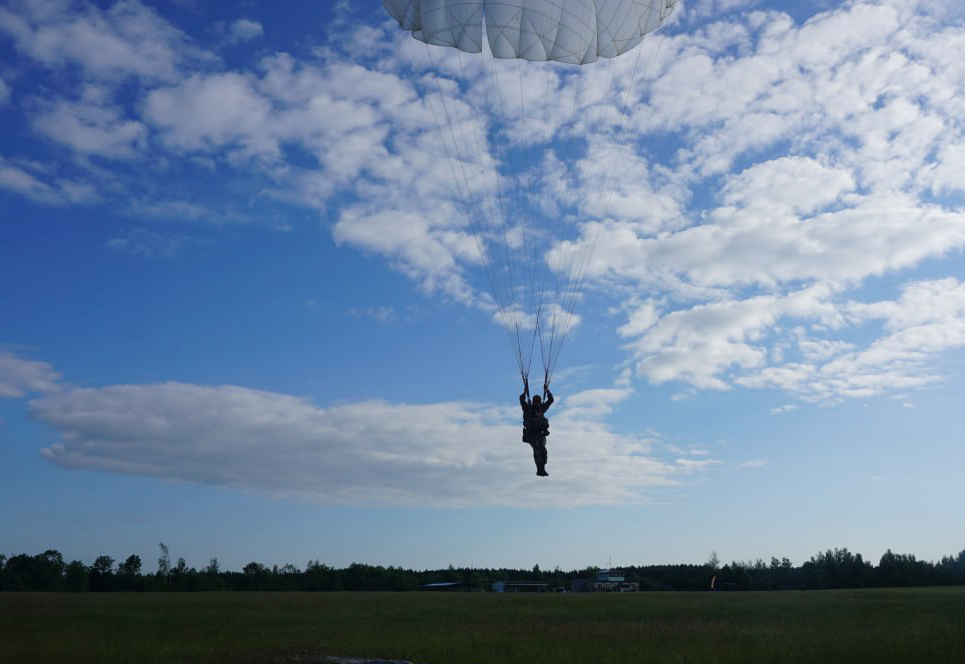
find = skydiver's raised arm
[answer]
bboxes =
[520,376,530,411]
[542,388,554,412]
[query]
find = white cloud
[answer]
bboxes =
[560,385,633,419]
[925,142,965,196]
[571,189,965,292]
[347,306,397,324]
[718,157,855,216]
[3,0,965,410]
[674,457,722,471]
[32,86,147,159]
[769,404,798,415]
[104,227,193,258]
[31,381,702,508]
[0,155,97,204]
[620,277,965,403]
[735,279,965,402]
[126,198,236,224]
[0,0,207,82]
[143,72,276,158]
[0,351,63,398]
[226,18,262,45]
[0,77,9,106]
[738,459,767,468]
[620,289,823,389]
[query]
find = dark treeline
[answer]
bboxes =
[2,544,964,592]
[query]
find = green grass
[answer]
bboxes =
[3,587,964,663]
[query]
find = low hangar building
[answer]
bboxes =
[570,569,639,592]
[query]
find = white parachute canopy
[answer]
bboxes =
[384,0,675,385]
[384,0,674,63]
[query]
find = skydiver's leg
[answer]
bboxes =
[535,436,548,476]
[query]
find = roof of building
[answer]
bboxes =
[420,581,467,588]
[495,581,548,586]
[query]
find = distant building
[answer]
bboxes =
[419,581,478,591]
[570,569,639,593]
[492,581,549,592]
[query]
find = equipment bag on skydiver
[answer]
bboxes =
[524,414,550,439]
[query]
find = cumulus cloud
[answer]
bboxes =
[32,86,147,159]
[0,0,207,82]
[143,72,275,158]
[743,279,965,401]
[620,277,965,402]
[619,288,828,389]
[31,381,699,507]
[0,351,63,398]
[226,18,263,45]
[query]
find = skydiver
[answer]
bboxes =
[520,375,554,477]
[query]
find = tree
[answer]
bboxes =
[64,560,89,592]
[203,558,225,590]
[170,557,195,591]
[157,542,171,588]
[90,555,115,591]
[36,550,66,591]
[117,554,142,590]
[119,554,142,577]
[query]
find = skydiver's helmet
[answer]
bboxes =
[532,395,542,407]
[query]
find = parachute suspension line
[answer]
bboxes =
[554,39,667,380]
[550,24,667,379]
[542,11,602,385]
[486,51,538,377]
[489,57,533,376]
[516,56,543,373]
[542,53,620,380]
[536,59,559,378]
[545,56,588,381]
[455,49,530,376]
[414,39,525,375]
[385,0,676,388]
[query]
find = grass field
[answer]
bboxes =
[3,587,964,663]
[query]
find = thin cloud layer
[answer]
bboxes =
[31,381,695,507]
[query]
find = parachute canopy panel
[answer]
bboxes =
[383,0,675,64]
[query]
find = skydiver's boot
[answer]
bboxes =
[537,465,548,476]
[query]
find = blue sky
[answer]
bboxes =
[2,0,965,573]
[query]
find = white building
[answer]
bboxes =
[570,569,639,592]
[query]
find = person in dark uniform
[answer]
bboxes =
[519,376,554,477]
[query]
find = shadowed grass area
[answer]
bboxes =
[3,587,964,663]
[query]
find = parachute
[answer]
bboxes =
[384,0,675,385]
